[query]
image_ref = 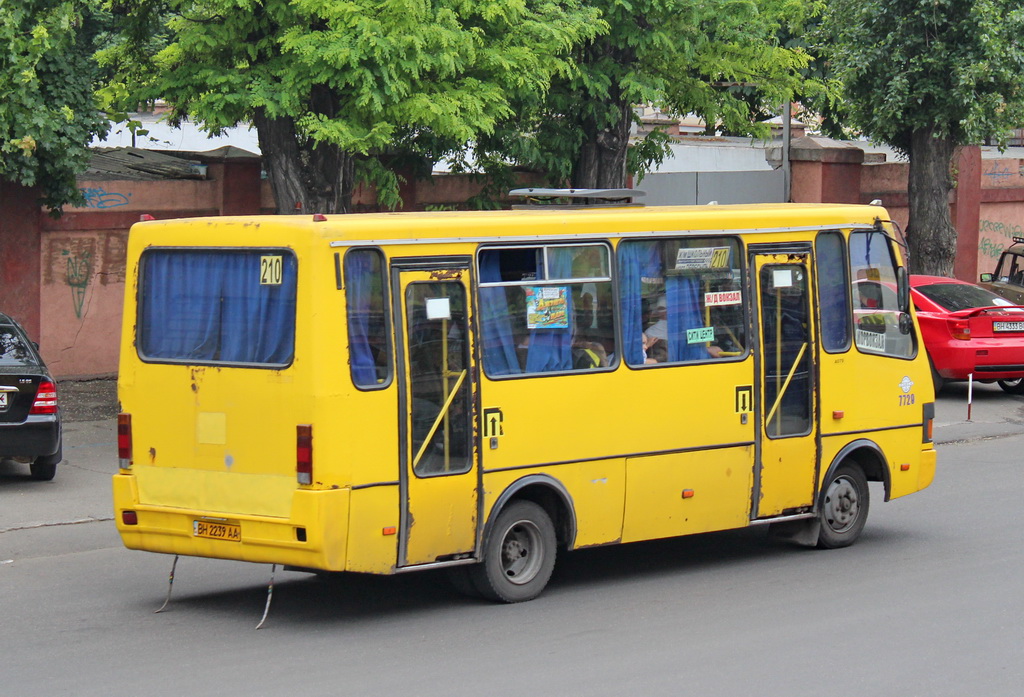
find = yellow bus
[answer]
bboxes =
[113,194,936,602]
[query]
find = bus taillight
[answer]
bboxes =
[297,424,313,485]
[117,413,133,470]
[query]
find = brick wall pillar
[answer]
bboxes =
[0,182,43,335]
[952,145,982,281]
[786,137,865,204]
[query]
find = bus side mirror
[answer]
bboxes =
[896,267,910,313]
[980,273,993,283]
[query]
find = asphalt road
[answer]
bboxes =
[1,381,1022,696]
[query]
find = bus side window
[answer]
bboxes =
[848,231,915,358]
[478,244,615,376]
[816,231,852,352]
[617,237,745,366]
[344,248,392,388]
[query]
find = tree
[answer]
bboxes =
[470,0,815,190]
[101,0,602,214]
[822,0,1024,275]
[1,0,109,212]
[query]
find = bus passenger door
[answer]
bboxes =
[393,263,478,567]
[752,252,818,518]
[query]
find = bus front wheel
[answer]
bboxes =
[817,464,869,549]
[471,500,556,603]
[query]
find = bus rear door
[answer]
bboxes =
[392,260,478,566]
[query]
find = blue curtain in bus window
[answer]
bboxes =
[345,250,380,386]
[478,252,521,375]
[140,250,296,365]
[219,253,296,363]
[618,241,662,365]
[140,252,222,359]
[816,232,850,351]
[666,274,706,361]
[525,251,574,372]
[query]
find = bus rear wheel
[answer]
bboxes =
[470,500,556,603]
[817,464,869,549]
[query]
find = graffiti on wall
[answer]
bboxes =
[79,187,132,209]
[42,232,129,318]
[979,219,1024,261]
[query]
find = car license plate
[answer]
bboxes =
[993,321,1024,332]
[193,519,241,541]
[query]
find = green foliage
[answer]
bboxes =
[100,0,603,207]
[472,0,817,190]
[822,0,1024,154]
[0,0,109,211]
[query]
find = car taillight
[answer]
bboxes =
[947,319,971,340]
[297,424,313,485]
[29,380,57,414]
[118,413,133,470]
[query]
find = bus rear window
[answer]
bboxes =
[138,249,297,366]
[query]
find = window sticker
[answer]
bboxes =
[425,297,451,320]
[686,326,716,344]
[705,290,742,306]
[525,286,569,329]
[772,268,793,288]
[260,255,283,285]
[675,246,730,271]
[855,327,886,352]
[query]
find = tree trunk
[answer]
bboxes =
[252,107,355,215]
[572,98,631,189]
[906,127,957,275]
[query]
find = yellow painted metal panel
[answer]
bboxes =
[115,473,350,569]
[622,447,753,543]
[482,460,626,549]
[345,486,401,573]
[196,412,227,445]
[404,471,478,564]
[135,466,295,518]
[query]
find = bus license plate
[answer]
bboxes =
[993,321,1024,332]
[193,520,241,541]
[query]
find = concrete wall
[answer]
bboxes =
[641,171,785,205]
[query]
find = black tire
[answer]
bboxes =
[817,463,869,549]
[930,360,945,394]
[30,445,61,481]
[469,500,557,603]
[997,378,1024,395]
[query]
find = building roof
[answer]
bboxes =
[86,147,206,181]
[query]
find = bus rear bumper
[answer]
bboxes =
[917,447,937,492]
[112,474,350,571]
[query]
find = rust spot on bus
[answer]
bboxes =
[429,269,463,281]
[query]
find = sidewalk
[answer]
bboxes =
[932,380,1024,444]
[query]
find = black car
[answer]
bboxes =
[0,312,62,480]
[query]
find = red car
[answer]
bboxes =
[910,275,1024,394]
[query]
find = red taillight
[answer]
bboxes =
[122,510,138,525]
[948,319,971,340]
[297,424,313,485]
[29,380,57,414]
[118,413,133,470]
